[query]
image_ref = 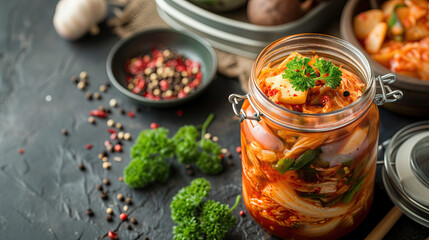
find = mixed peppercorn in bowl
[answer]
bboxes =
[106,28,217,107]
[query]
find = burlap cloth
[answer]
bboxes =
[108,0,253,92]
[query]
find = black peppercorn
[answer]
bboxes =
[61,128,68,136]
[86,209,94,217]
[103,178,110,185]
[125,197,132,205]
[343,90,350,97]
[106,214,113,222]
[78,163,85,171]
[126,224,132,230]
[130,217,137,224]
[96,184,103,191]
[100,192,108,200]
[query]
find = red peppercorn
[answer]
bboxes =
[114,144,122,152]
[236,146,242,154]
[219,154,224,159]
[85,144,93,150]
[104,140,112,147]
[177,110,184,117]
[89,109,108,118]
[150,123,159,129]
[239,210,245,216]
[108,231,118,239]
[110,133,117,140]
[18,148,24,154]
[119,213,128,221]
[127,111,135,118]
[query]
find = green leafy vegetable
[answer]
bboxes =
[282,56,343,92]
[124,114,223,189]
[130,127,174,159]
[313,58,342,90]
[343,174,366,203]
[123,155,170,188]
[172,126,200,164]
[273,149,321,174]
[199,195,241,240]
[171,178,211,223]
[387,4,406,42]
[124,128,174,188]
[170,178,240,240]
[273,157,295,174]
[173,217,203,240]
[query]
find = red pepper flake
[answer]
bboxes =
[85,144,93,150]
[239,210,245,216]
[114,144,122,152]
[320,95,332,106]
[293,94,297,97]
[292,104,303,112]
[150,123,159,129]
[89,110,108,118]
[236,146,242,154]
[107,128,116,134]
[177,110,184,117]
[127,111,135,118]
[108,231,118,240]
[219,154,224,159]
[119,213,128,221]
[18,148,24,154]
[268,88,279,97]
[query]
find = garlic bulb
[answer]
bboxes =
[53,0,107,40]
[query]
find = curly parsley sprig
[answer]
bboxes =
[282,56,343,92]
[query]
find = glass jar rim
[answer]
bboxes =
[248,33,376,132]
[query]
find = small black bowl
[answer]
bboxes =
[106,28,217,107]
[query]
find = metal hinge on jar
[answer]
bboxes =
[374,73,403,106]
[228,94,262,122]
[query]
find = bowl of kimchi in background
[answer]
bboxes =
[341,0,429,116]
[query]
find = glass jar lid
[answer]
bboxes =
[382,121,429,227]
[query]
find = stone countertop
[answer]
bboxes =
[0,0,428,239]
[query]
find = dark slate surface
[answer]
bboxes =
[0,0,428,239]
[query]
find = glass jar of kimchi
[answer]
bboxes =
[229,34,402,239]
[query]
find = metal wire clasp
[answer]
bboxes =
[228,93,262,122]
[374,73,403,106]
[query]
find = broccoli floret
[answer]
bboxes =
[196,139,222,174]
[170,178,211,223]
[173,217,203,240]
[172,126,199,164]
[199,195,241,240]
[123,155,170,188]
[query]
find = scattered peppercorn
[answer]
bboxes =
[99,85,107,93]
[236,146,242,154]
[88,116,96,124]
[118,176,123,182]
[93,92,101,100]
[239,210,245,216]
[77,81,86,90]
[117,194,124,201]
[102,178,110,186]
[96,184,103,191]
[79,71,88,80]
[204,133,211,139]
[119,213,128,221]
[114,144,122,152]
[123,132,131,140]
[150,123,159,129]
[71,76,78,83]
[106,215,113,222]
[106,208,113,215]
[85,144,93,150]
[100,192,108,200]
[113,156,122,162]
[118,108,125,115]
[186,169,195,176]
[19,148,24,154]
[85,91,92,100]
[116,123,123,129]
[130,217,137,224]
[102,156,108,162]
[102,162,112,169]
[78,163,85,171]
[127,111,135,118]
[107,119,115,127]
[185,164,191,169]
[123,205,129,212]
[343,90,350,97]
[125,197,132,205]
[212,136,219,142]
[86,209,94,217]
[107,231,117,239]
[61,128,68,136]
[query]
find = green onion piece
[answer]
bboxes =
[343,175,367,203]
[273,158,295,174]
[289,149,322,170]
